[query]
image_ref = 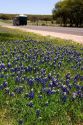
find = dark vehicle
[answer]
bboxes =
[13,15,27,26]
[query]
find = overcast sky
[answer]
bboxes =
[0,0,59,14]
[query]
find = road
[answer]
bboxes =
[0,22,83,44]
[20,25,83,36]
[0,21,83,36]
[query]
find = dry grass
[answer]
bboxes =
[0,109,14,125]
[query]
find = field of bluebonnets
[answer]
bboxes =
[0,27,83,125]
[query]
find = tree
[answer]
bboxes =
[52,0,83,27]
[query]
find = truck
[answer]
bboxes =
[13,15,27,26]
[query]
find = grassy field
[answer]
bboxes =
[0,26,83,125]
[0,19,12,24]
[0,19,58,27]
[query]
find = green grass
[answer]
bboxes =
[0,26,83,125]
[0,26,82,46]
[0,19,12,24]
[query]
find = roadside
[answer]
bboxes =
[0,22,83,44]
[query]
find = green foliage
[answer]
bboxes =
[0,14,52,23]
[0,14,16,20]
[53,0,83,27]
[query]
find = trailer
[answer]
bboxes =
[13,15,27,26]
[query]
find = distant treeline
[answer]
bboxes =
[1,0,83,28]
[53,0,83,27]
[0,14,53,22]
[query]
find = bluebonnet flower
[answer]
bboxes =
[28,90,34,99]
[49,82,53,88]
[75,84,81,90]
[27,66,32,72]
[28,78,34,86]
[15,76,20,83]
[18,119,24,125]
[38,95,42,99]
[66,73,70,80]
[81,67,83,70]
[27,101,34,107]
[4,68,7,72]
[58,61,62,67]
[68,84,72,90]
[48,73,52,79]
[36,109,41,117]
[46,88,52,95]
[7,62,11,68]
[40,78,47,88]
[4,87,10,94]
[14,86,23,94]
[77,90,81,95]
[52,78,58,87]
[10,68,14,72]
[74,74,80,82]
[61,85,69,94]
[0,63,5,69]
[9,92,15,97]
[41,68,46,75]
[66,79,70,85]
[3,81,8,88]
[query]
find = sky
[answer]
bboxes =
[0,0,59,15]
